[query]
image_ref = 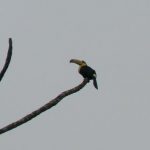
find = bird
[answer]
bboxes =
[70,59,98,89]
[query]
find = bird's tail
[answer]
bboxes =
[93,78,98,89]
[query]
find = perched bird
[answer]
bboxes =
[70,59,98,89]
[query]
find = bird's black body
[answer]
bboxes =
[70,59,98,89]
[79,65,96,80]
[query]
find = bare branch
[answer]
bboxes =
[0,38,12,82]
[0,78,89,135]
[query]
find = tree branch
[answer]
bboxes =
[0,78,89,135]
[0,38,12,82]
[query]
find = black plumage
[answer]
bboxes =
[70,59,98,89]
[79,66,98,89]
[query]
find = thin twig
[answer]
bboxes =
[0,78,89,135]
[0,38,12,82]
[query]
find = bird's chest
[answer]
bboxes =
[78,65,86,75]
[79,66,94,79]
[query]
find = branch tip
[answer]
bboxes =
[9,38,12,47]
[0,38,13,82]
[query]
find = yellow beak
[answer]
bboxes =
[70,59,83,65]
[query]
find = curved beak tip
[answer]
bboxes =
[70,59,73,63]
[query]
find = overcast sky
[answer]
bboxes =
[0,0,150,149]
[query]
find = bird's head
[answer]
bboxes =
[70,59,87,67]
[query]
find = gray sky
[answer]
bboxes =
[0,0,150,149]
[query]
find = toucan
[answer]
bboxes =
[70,59,98,89]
